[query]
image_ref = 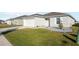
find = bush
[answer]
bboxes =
[0,24,12,28]
[59,23,63,29]
[73,23,79,27]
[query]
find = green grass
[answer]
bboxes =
[4,26,79,46]
[0,24,12,28]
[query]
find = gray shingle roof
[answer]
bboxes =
[6,12,76,22]
[40,12,69,18]
[44,12,67,16]
[30,14,42,16]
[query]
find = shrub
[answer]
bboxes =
[73,23,79,27]
[59,23,63,29]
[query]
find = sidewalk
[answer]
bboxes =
[0,27,17,34]
[0,34,12,46]
[0,27,17,46]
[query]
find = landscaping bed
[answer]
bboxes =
[0,24,12,28]
[4,26,78,46]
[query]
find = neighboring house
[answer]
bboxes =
[6,12,76,28]
[6,20,11,25]
[0,20,5,24]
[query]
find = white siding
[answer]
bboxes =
[50,18,59,27]
[6,21,11,25]
[35,17,48,27]
[22,16,75,28]
[60,16,75,27]
[23,17,49,27]
[23,19,35,27]
[11,19,23,25]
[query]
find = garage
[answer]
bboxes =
[23,19,35,27]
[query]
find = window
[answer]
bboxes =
[45,18,50,20]
[57,17,61,24]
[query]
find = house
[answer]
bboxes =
[6,20,11,25]
[0,20,5,24]
[6,12,76,28]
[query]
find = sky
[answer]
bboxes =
[0,0,78,21]
[68,12,79,21]
[0,12,79,21]
[0,12,47,20]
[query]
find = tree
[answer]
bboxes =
[59,23,63,29]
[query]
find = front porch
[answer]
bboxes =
[47,27,72,32]
[17,26,72,32]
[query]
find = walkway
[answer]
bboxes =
[47,27,72,32]
[0,27,17,34]
[0,34,12,46]
[0,27,17,46]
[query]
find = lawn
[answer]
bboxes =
[4,26,79,46]
[0,24,12,28]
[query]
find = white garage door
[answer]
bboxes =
[23,19,35,27]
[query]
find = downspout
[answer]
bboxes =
[48,18,50,27]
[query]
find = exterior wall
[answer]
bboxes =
[6,16,75,28]
[23,17,49,27]
[50,18,59,27]
[50,16,75,28]
[60,16,75,27]
[11,19,23,25]
[23,19,35,27]
[6,20,11,25]
[35,17,48,27]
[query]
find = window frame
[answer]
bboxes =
[57,17,61,24]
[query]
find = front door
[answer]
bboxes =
[56,17,63,29]
[56,17,61,28]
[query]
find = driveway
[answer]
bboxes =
[0,34,12,46]
[0,27,17,46]
[0,27,17,34]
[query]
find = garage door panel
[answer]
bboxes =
[23,19,35,27]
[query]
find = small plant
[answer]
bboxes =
[73,23,79,27]
[36,26,39,27]
[59,23,63,29]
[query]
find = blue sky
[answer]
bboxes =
[68,12,79,21]
[0,12,79,21]
[0,12,47,20]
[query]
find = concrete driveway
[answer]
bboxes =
[0,27,17,34]
[0,34,12,46]
[0,27,17,46]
